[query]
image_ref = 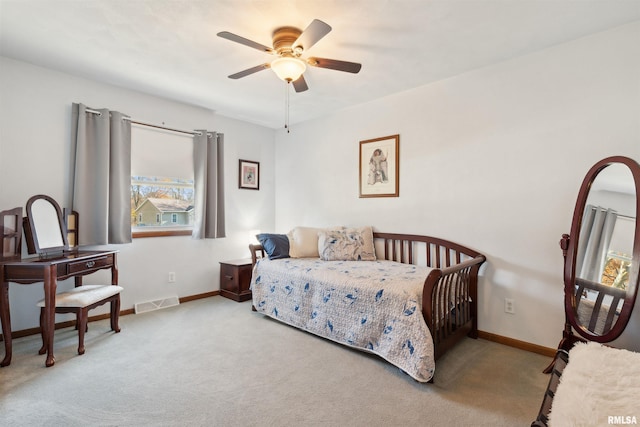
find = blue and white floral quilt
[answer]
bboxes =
[250,258,436,382]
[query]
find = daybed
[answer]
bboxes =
[248,227,486,382]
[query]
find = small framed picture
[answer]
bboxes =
[359,134,399,198]
[239,159,259,190]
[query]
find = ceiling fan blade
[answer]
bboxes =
[292,75,309,93]
[228,64,270,79]
[307,57,362,74]
[217,31,273,53]
[293,19,332,51]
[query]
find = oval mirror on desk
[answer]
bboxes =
[564,156,640,343]
[25,194,69,255]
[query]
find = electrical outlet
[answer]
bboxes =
[168,272,176,283]
[504,298,515,314]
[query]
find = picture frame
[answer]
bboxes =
[239,159,259,190]
[359,134,399,198]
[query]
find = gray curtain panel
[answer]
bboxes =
[192,131,226,239]
[576,204,618,282]
[71,103,132,245]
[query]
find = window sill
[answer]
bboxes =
[132,229,193,238]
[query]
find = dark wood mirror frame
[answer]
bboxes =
[23,194,70,256]
[561,156,640,345]
[534,156,640,426]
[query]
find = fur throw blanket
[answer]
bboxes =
[549,342,640,426]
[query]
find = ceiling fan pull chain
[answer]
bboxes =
[285,81,291,133]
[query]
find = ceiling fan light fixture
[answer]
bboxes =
[271,57,306,82]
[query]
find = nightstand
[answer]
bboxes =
[219,258,253,302]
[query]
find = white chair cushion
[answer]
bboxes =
[37,285,123,308]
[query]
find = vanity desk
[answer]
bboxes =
[0,249,118,367]
[1,195,122,367]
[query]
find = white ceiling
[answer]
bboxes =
[1,1,639,129]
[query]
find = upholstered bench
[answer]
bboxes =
[36,284,123,356]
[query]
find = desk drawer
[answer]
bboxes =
[67,255,113,275]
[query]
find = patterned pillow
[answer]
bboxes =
[318,226,376,261]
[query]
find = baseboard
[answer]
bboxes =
[179,291,218,303]
[0,290,219,342]
[478,330,556,358]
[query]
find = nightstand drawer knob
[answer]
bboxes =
[86,261,95,268]
[224,275,233,280]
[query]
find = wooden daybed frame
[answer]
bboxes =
[249,232,486,361]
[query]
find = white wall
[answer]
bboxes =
[273,22,640,350]
[2,21,639,351]
[0,57,275,331]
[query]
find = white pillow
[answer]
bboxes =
[287,227,323,258]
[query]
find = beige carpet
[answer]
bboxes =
[1,296,550,426]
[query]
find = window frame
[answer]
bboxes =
[130,125,196,239]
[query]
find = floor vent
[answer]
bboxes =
[134,296,180,314]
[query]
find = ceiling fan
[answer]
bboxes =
[217,19,362,93]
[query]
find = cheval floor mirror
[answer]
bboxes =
[532,156,640,426]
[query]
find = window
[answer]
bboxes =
[600,216,635,290]
[131,126,194,238]
[131,176,194,232]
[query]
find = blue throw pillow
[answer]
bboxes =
[256,233,290,260]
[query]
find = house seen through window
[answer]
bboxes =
[131,176,194,230]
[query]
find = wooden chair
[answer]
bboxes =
[1,207,23,260]
[36,284,123,355]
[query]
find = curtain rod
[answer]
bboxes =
[84,108,202,136]
[589,205,635,221]
[618,214,636,220]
